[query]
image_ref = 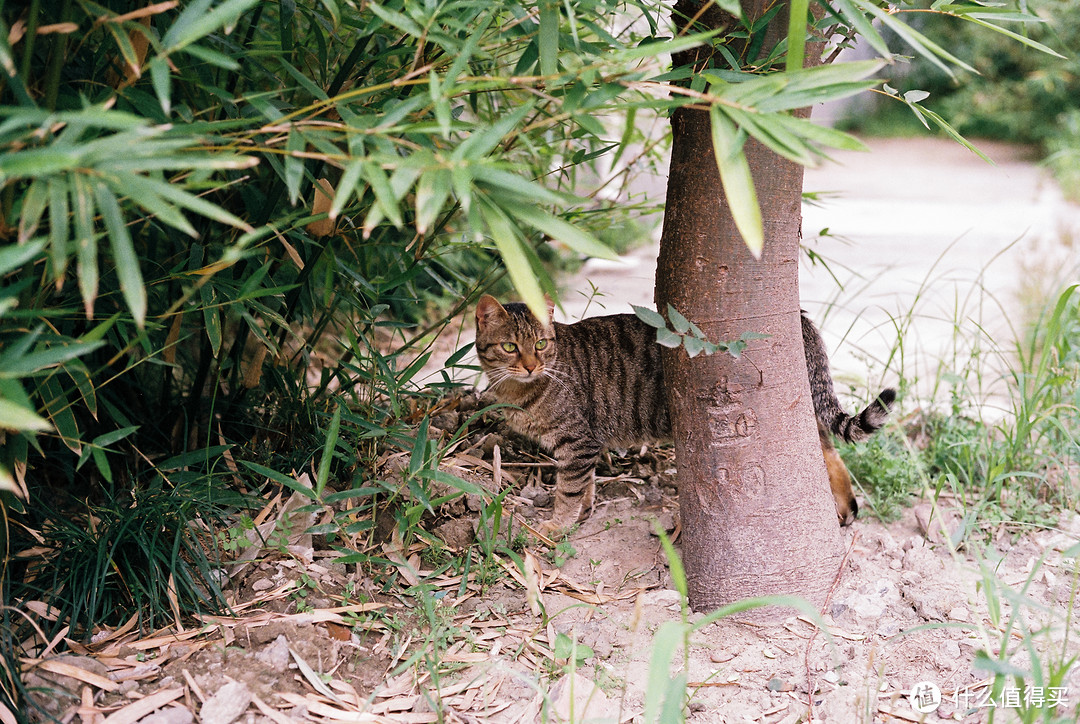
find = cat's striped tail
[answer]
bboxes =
[801,312,896,444]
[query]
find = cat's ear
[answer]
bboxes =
[476,294,507,331]
[544,294,555,323]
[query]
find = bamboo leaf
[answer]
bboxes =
[94,183,147,327]
[285,127,305,206]
[109,173,198,237]
[473,166,576,206]
[0,148,80,182]
[316,403,341,499]
[64,360,97,418]
[0,238,46,276]
[239,461,317,499]
[71,176,99,320]
[539,0,559,77]
[147,57,171,116]
[0,340,105,378]
[316,0,340,26]
[962,16,1065,58]
[126,173,252,231]
[786,0,809,72]
[500,201,618,260]
[48,178,70,279]
[330,160,364,220]
[709,107,762,256]
[855,0,974,77]
[39,376,82,454]
[162,0,260,52]
[415,168,451,235]
[453,103,534,161]
[614,29,722,62]
[180,43,241,70]
[727,108,817,166]
[0,398,52,433]
[912,103,994,164]
[366,1,424,37]
[362,161,403,230]
[832,0,892,60]
[771,114,869,154]
[18,179,48,244]
[479,198,547,322]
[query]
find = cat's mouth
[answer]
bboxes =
[512,366,545,381]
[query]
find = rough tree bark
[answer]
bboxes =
[656,2,843,612]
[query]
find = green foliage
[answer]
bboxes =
[2,0,686,649]
[841,427,925,523]
[844,0,1080,195]
[12,481,231,636]
[921,284,1080,527]
[633,303,770,358]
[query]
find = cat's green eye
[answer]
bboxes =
[501,342,517,353]
[535,339,549,351]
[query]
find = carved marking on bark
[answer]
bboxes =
[695,468,726,514]
[706,407,758,441]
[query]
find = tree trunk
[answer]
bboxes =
[655,104,843,612]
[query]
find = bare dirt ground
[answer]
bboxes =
[22,137,1080,723]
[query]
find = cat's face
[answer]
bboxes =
[475,295,557,385]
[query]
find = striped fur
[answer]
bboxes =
[476,295,893,530]
[801,312,896,443]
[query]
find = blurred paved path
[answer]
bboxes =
[559,136,1080,407]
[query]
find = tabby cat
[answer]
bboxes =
[475,295,895,531]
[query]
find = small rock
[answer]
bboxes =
[255,634,291,673]
[591,637,613,660]
[549,672,619,722]
[200,680,252,724]
[250,578,274,592]
[710,650,735,664]
[940,639,962,661]
[903,544,942,574]
[876,619,902,637]
[137,705,194,724]
[433,518,476,549]
[654,510,676,533]
[948,607,969,622]
[838,578,899,623]
[767,678,795,692]
[480,434,502,457]
[641,589,683,608]
[822,671,840,684]
[914,502,963,545]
